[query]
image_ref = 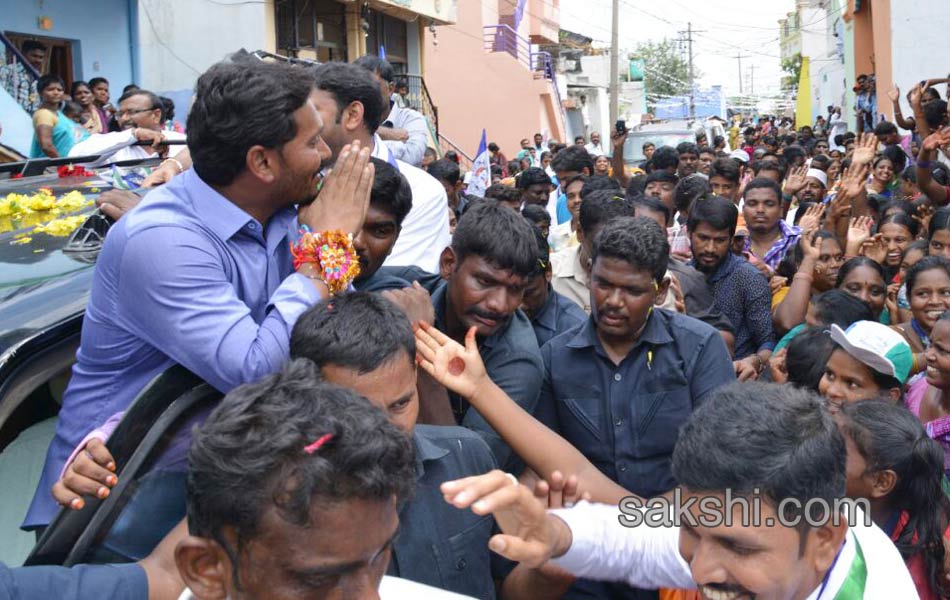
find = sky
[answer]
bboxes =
[558,0,796,102]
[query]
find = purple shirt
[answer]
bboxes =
[743,220,801,270]
[24,169,322,528]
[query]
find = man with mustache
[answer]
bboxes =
[741,178,801,270]
[384,201,543,470]
[442,382,917,600]
[688,196,774,381]
[534,216,735,600]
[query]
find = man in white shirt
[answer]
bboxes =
[68,88,186,166]
[584,132,604,156]
[356,55,430,168]
[314,61,450,273]
[442,382,918,599]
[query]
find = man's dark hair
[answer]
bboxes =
[713,135,725,148]
[673,173,711,213]
[673,382,846,545]
[810,154,831,171]
[874,121,898,137]
[709,157,740,184]
[742,177,782,201]
[676,142,700,156]
[291,293,414,371]
[579,190,634,238]
[651,146,680,171]
[632,194,671,226]
[122,83,140,94]
[644,170,679,187]
[699,147,716,158]
[762,135,777,147]
[187,60,313,187]
[518,167,551,189]
[88,76,108,89]
[484,183,510,200]
[625,173,646,197]
[426,158,461,186]
[687,195,738,236]
[812,289,874,328]
[924,100,949,130]
[752,159,787,180]
[550,145,593,175]
[312,61,385,134]
[782,145,806,166]
[574,136,585,144]
[521,204,551,231]
[22,40,47,54]
[642,141,655,151]
[186,359,415,583]
[592,216,669,283]
[118,88,162,114]
[369,157,413,225]
[527,223,550,277]
[353,54,395,83]
[452,201,538,277]
[580,175,620,199]
[488,142,500,153]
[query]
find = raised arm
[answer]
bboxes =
[415,322,633,504]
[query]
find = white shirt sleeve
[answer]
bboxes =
[548,501,695,590]
[383,161,451,273]
[385,107,430,167]
[68,130,137,162]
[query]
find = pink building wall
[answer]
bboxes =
[422,0,565,160]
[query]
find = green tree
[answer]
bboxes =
[629,39,695,100]
[781,53,802,92]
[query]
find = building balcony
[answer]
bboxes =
[497,0,559,45]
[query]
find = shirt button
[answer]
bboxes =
[247,222,258,230]
[613,373,622,382]
[456,558,467,571]
[615,418,623,427]
[618,463,627,472]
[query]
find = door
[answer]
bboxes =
[4,33,74,90]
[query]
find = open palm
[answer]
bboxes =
[415,322,487,399]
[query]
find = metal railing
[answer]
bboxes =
[482,26,564,122]
[437,133,474,171]
[0,32,41,113]
[400,74,439,136]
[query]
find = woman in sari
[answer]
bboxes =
[30,74,89,158]
[71,80,108,134]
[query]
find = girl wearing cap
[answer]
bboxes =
[837,400,950,599]
[819,320,912,410]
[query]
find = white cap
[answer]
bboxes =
[463,171,472,184]
[729,149,750,163]
[806,168,828,187]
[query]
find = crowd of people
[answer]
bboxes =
[5,46,950,600]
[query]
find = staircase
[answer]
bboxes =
[0,32,40,158]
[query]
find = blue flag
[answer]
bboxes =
[469,130,490,198]
[379,45,387,60]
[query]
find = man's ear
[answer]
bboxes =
[439,246,457,281]
[654,276,672,306]
[174,536,232,600]
[807,515,848,575]
[245,145,278,184]
[341,100,366,133]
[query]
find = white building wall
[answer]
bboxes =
[889,0,950,103]
[136,0,272,93]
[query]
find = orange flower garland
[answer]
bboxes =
[290,227,360,295]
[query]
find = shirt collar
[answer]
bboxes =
[533,286,560,332]
[412,429,450,479]
[565,309,674,351]
[185,169,264,241]
[706,251,740,283]
[371,133,399,169]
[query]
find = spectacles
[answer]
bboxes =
[116,107,156,118]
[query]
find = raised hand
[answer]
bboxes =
[885,282,901,323]
[846,216,874,256]
[800,229,823,262]
[441,470,569,568]
[922,127,950,153]
[914,204,936,237]
[859,233,887,264]
[852,133,878,166]
[297,140,374,236]
[797,203,826,233]
[382,281,434,328]
[768,348,788,384]
[415,322,488,401]
[769,274,788,295]
[839,161,870,199]
[887,84,901,104]
[784,165,809,196]
[531,470,590,510]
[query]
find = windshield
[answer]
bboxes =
[622,131,696,164]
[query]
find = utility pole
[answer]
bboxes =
[749,64,755,96]
[609,0,619,126]
[734,52,749,94]
[677,23,705,120]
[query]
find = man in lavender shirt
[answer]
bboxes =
[24,58,375,530]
